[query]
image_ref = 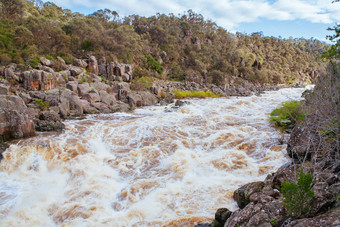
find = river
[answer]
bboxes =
[0,87,307,226]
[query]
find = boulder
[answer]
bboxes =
[58,90,83,118]
[114,63,134,82]
[73,59,88,68]
[210,208,232,227]
[77,83,91,97]
[287,207,340,227]
[99,90,116,107]
[138,91,158,106]
[91,102,111,113]
[233,181,265,209]
[82,91,101,104]
[45,93,60,107]
[128,92,142,108]
[66,81,78,94]
[0,95,35,141]
[29,91,46,101]
[79,100,95,114]
[0,84,9,95]
[22,70,57,91]
[19,92,32,104]
[40,57,52,66]
[35,110,65,132]
[88,56,98,75]
[110,102,130,112]
[69,66,85,77]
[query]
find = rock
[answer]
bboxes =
[0,84,9,95]
[29,91,46,101]
[91,82,113,94]
[194,224,210,227]
[45,93,60,106]
[77,83,91,97]
[99,90,116,107]
[128,92,142,108]
[138,91,158,106]
[0,142,9,156]
[213,208,232,227]
[59,70,71,82]
[40,57,52,66]
[66,81,78,94]
[106,62,116,80]
[111,102,130,112]
[98,63,107,78]
[122,73,130,82]
[247,211,271,227]
[117,82,131,102]
[114,63,134,82]
[151,85,162,96]
[271,164,298,190]
[40,66,55,73]
[35,110,65,132]
[69,66,85,77]
[79,100,95,114]
[73,59,88,68]
[22,70,57,91]
[175,100,189,107]
[19,92,32,104]
[57,56,66,65]
[225,202,264,227]
[233,181,265,209]
[0,95,35,141]
[286,207,340,227]
[88,56,98,75]
[58,90,83,118]
[83,91,101,104]
[91,102,111,113]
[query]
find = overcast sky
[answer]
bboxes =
[49,0,340,42]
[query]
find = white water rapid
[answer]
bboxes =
[0,87,307,226]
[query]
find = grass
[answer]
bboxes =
[173,90,223,99]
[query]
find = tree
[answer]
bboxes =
[0,0,25,20]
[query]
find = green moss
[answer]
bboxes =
[173,90,222,99]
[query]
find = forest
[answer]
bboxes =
[0,0,330,86]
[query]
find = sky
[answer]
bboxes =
[49,0,340,43]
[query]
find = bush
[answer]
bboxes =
[29,56,40,68]
[270,100,305,130]
[173,90,222,99]
[281,169,314,217]
[34,99,50,111]
[145,55,162,74]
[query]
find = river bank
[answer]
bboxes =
[0,55,302,152]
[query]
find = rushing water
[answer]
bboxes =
[0,88,307,226]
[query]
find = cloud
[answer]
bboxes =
[49,0,340,30]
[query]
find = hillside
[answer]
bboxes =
[0,0,329,86]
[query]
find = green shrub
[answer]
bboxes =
[270,100,305,130]
[270,218,276,226]
[281,169,314,217]
[145,55,162,74]
[29,56,40,68]
[173,90,222,99]
[34,99,50,111]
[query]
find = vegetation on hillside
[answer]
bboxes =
[0,0,329,86]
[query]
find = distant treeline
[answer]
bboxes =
[0,0,329,85]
